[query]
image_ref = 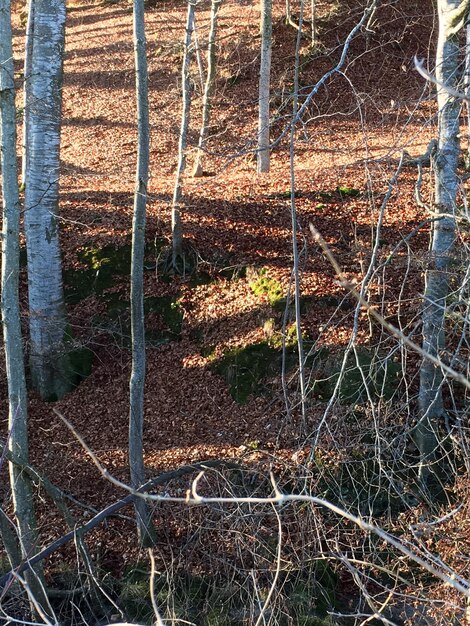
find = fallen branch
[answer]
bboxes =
[0,458,241,589]
[54,413,470,599]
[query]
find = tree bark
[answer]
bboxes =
[465,22,470,167]
[417,0,461,487]
[257,0,272,173]
[22,0,34,185]
[24,0,73,401]
[0,0,50,611]
[285,0,300,30]
[172,0,195,268]
[193,0,222,178]
[129,0,156,546]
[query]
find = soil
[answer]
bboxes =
[1,0,468,622]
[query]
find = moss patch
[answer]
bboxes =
[95,293,183,346]
[119,564,155,624]
[211,335,314,403]
[67,346,94,384]
[144,295,183,339]
[64,244,131,304]
[287,563,339,625]
[212,342,281,403]
[249,269,284,307]
[311,348,401,404]
[116,567,341,626]
[316,453,408,516]
[336,186,361,198]
[64,241,164,304]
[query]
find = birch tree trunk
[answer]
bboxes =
[24,0,73,400]
[193,0,222,178]
[417,0,462,487]
[257,0,272,173]
[129,0,155,546]
[22,0,35,185]
[0,0,49,610]
[172,0,195,268]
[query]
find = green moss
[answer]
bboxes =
[95,294,183,346]
[64,245,132,304]
[271,293,327,316]
[249,270,284,307]
[212,334,324,404]
[206,607,230,626]
[36,328,94,399]
[314,450,409,516]
[119,565,154,624]
[318,191,333,200]
[267,190,302,199]
[336,186,361,198]
[285,563,340,626]
[311,349,401,404]
[64,241,164,304]
[68,346,94,383]
[212,342,281,403]
[144,296,183,338]
[116,558,343,626]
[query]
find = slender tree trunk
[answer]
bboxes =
[22,0,34,185]
[193,17,205,94]
[24,0,72,401]
[289,0,307,428]
[285,0,300,30]
[257,0,272,173]
[465,21,470,167]
[417,0,461,487]
[193,0,222,178]
[172,0,195,268]
[0,509,21,569]
[129,0,155,546]
[0,1,49,611]
[310,0,316,47]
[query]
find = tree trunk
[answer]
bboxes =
[0,0,50,611]
[172,0,195,268]
[310,0,316,47]
[285,0,300,30]
[193,0,222,178]
[22,0,34,185]
[417,0,461,488]
[24,0,73,401]
[465,21,470,167]
[129,0,156,546]
[257,0,272,173]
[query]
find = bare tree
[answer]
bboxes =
[257,0,272,173]
[129,0,156,546]
[23,0,72,400]
[193,0,222,178]
[465,19,470,166]
[0,0,49,611]
[172,0,196,269]
[285,0,300,31]
[417,0,466,487]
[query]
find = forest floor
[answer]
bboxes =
[2,0,469,623]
